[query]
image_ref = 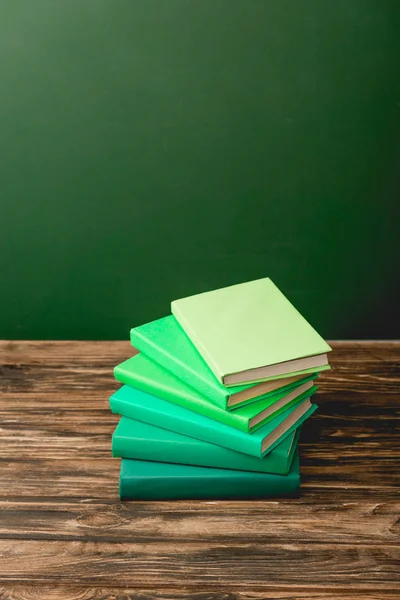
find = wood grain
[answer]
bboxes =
[0,340,399,598]
[0,540,399,586]
[0,498,398,544]
[0,587,399,600]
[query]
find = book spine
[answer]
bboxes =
[109,394,262,457]
[130,329,227,407]
[111,434,123,458]
[171,302,225,384]
[114,368,250,433]
[119,458,300,500]
[113,432,181,464]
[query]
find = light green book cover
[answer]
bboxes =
[130,315,328,408]
[171,277,332,385]
[114,352,317,433]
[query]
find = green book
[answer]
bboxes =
[109,384,317,458]
[130,314,328,408]
[114,353,317,433]
[171,277,332,386]
[113,416,301,475]
[119,451,301,500]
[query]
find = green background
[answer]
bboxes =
[1,0,399,340]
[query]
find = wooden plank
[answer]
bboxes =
[0,585,399,599]
[0,456,399,499]
[0,341,399,400]
[0,340,133,365]
[0,540,399,587]
[1,409,399,451]
[0,498,398,545]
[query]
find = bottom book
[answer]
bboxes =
[119,450,300,500]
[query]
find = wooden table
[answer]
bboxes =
[0,341,399,599]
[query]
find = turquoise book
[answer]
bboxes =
[109,385,317,458]
[171,277,332,386]
[130,315,328,408]
[115,353,317,433]
[112,416,301,474]
[119,451,301,500]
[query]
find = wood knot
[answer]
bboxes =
[76,507,128,529]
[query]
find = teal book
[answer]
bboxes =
[109,385,317,458]
[130,315,328,408]
[115,353,317,433]
[119,451,300,500]
[112,416,301,474]
[172,277,332,386]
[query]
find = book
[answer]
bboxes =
[119,451,300,500]
[112,416,301,474]
[130,315,328,408]
[109,384,317,458]
[171,277,332,386]
[114,353,317,432]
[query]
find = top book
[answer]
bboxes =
[171,277,331,386]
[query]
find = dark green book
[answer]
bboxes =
[119,451,300,500]
[112,416,301,474]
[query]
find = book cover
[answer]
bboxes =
[119,451,300,500]
[109,384,317,458]
[130,315,329,408]
[114,353,317,432]
[112,416,301,474]
[171,277,332,385]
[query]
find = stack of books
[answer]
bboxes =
[109,277,331,500]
